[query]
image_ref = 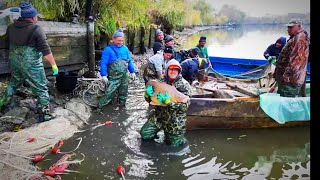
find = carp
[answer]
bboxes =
[145,80,190,106]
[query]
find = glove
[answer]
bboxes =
[146,85,154,97]
[102,76,109,86]
[130,73,136,81]
[163,92,171,105]
[51,64,59,75]
[267,56,276,64]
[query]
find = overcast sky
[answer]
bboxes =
[209,0,310,17]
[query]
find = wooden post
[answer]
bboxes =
[148,27,152,49]
[139,25,146,54]
[87,18,95,78]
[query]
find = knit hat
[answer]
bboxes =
[112,28,124,38]
[155,29,163,36]
[191,47,200,55]
[164,35,174,43]
[19,2,38,18]
[199,36,206,42]
[163,46,174,54]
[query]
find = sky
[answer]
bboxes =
[209,0,310,17]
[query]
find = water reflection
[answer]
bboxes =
[180,25,310,59]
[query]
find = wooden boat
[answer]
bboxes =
[186,57,310,130]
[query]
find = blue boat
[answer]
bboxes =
[208,56,310,82]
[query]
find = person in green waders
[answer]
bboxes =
[98,28,136,108]
[1,2,59,122]
[141,59,192,146]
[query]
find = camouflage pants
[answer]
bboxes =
[98,59,128,107]
[277,82,301,97]
[8,45,49,107]
[140,107,187,146]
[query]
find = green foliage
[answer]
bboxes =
[5,0,80,21]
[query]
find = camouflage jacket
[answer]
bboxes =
[275,29,310,86]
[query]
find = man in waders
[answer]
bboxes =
[98,28,136,108]
[141,59,192,146]
[2,2,59,122]
[274,19,310,97]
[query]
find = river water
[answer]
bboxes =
[41,25,310,180]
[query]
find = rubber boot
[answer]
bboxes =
[38,105,54,122]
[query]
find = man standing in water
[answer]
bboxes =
[99,28,136,108]
[274,19,310,97]
[141,59,192,146]
[2,2,59,122]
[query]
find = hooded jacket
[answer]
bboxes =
[164,59,192,98]
[263,37,286,60]
[180,58,200,84]
[6,17,51,55]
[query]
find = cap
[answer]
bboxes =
[191,47,200,55]
[164,35,174,43]
[168,64,181,70]
[163,46,174,54]
[199,36,206,42]
[285,18,302,27]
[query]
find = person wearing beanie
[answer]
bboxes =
[180,47,210,84]
[263,37,287,64]
[195,36,208,58]
[99,28,136,108]
[152,29,164,54]
[143,45,174,84]
[2,1,58,122]
[141,59,192,146]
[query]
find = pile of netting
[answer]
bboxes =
[0,98,91,179]
[72,77,105,108]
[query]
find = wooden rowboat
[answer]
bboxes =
[185,57,310,130]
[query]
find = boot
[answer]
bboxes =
[38,105,55,122]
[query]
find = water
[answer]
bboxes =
[40,25,310,179]
[180,24,310,60]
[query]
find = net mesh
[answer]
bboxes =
[0,98,91,179]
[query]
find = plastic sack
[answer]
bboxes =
[259,93,310,124]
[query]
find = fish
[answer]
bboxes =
[146,80,190,106]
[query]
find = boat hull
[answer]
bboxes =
[186,97,309,130]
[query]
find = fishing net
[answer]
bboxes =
[0,98,91,179]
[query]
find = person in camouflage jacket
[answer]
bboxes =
[140,59,192,146]
[274,19,310,97]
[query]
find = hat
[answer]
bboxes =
[164,35,174,43]
[285,18,302,27]
[163,46,174,54]
[155,29,163,36]
[191,47,200,55]
[199,36,206,42]
[112,28,124,38]
[19,2,38,18]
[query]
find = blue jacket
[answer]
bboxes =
[180,58,199,84]
[99,44,135,76]
[263,37,286,60]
